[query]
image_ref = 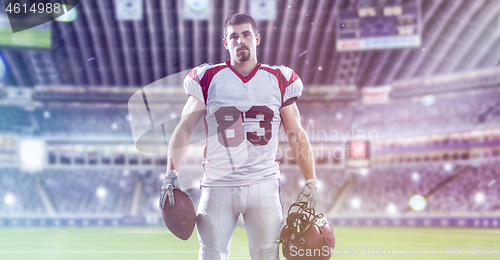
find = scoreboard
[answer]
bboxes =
[336,3,421,51]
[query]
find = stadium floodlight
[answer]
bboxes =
[18,139,45,172]
[298,179,305,187]
[249,0,277,21]
[475,192,485,204]
[74,145,84,152]
[336,112,343,119]
[317,180,323,190]
[119,179,127,188]
[115,0,143,21]
[412,172,420,182]
[386,203,397,215]
[4,193,14,205]
[96,187,107,198]
[409,195,427,211]
[443,163,453,172]
[152,198,157,210]
[350,197,361,209]
[420,94,436,107]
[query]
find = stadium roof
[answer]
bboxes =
[0,0,499,89]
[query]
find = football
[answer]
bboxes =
[161,189,197,240]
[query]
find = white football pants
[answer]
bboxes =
[196,179,284,260]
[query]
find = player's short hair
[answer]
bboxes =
[224,13,258,39]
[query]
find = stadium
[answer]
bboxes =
[0,0,499,259]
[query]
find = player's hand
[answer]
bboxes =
[159,170,180,209]
[295,179,317,209]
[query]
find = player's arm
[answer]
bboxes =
[167,95,206,171]
[160,95,205,209]
[280,102,318,208]
[281,103,316,180]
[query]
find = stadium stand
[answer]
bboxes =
[0,168,45,214]
[425,161,500,214]
[354,90,500,137]
[0,106,32,134]
[33,106,132,137]
[40,169,136,214]
[337,161,500,215]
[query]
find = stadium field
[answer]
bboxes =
[0,226,498,260]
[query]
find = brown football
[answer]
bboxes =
[161,189,196,240]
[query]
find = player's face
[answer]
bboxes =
[223,23,260,63]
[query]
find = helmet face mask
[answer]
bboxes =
[280,202,336,260]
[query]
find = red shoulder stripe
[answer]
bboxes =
[260,66,289,104]
[198,64,227,103]
[289,71,299,85]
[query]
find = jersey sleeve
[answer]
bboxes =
[183,64,209,104]
[282,67,304,107]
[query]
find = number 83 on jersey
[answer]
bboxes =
[213,105,274,148]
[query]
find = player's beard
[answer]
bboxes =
[236,48,251,62]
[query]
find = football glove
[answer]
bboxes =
[159,170,180,209]
[295,179,318,209]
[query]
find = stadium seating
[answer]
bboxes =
[348,90,500,137]
[0,168,45,214]
[0,106,32,134]
[337,161,500,215]
[33,106,132,137]
[0,161,498,218]
[40,169,136,214]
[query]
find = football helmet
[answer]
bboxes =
[280,202,336,260]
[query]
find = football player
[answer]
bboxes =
[160,13,317,260]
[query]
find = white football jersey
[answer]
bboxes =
[184,60,303,186]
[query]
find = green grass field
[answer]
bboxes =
[0,226,498,260]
